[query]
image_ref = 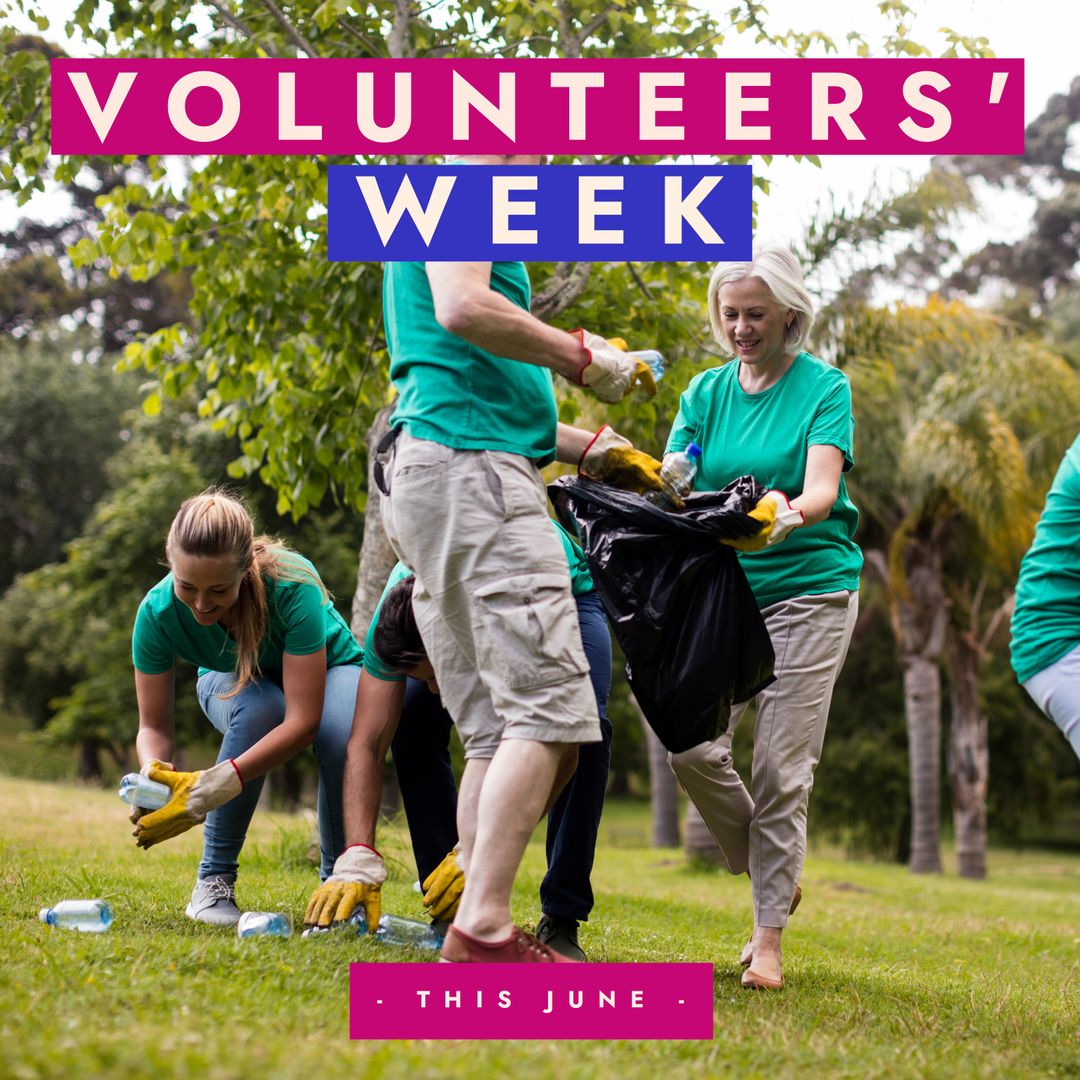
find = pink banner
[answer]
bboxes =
[348,962,714,1040]
[51,58,1023,157]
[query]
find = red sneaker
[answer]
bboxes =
[440,925,581,963]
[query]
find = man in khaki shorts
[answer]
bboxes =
[370,154,661,964]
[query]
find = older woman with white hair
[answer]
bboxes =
[665,244,862,990]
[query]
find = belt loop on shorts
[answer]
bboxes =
[373,425,402,497]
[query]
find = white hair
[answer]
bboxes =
[707,244,815,354]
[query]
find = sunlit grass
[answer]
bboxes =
[1,775,1077,1079]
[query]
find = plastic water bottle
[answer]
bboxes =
[304,910,443,949]
[629,349,665,383]
[374,913,445,950]
[646,442,702,509]
[39,900,113,932]
[237,912,292,939]
[118,773,171,810]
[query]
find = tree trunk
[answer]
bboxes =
[946,625,988,879]
[77,738,101,781]
[684,800,724,865]
[351,403,400,643]
[634,699,680,847]
[881,543,948,875]
[902,653,944,873]
[350,403,402,815]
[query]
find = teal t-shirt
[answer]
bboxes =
[363,519,594,682]
[383,261,558,464]
[667,352,863,609]
[132,553,363,677]
[1010,434,1080,683]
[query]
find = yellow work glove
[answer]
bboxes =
[304,844,386,931]
[568,330,657,403]
[129,756,175,826]
[422,844,465,921]
[723,490,804,552]
[132,759,243,849]
[579,425,668,499]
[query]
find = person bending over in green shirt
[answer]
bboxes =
[665,244,863,990]
[1010,433,1080,759]
[129,490,363,925]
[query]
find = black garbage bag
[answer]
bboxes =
[549,475,775,753]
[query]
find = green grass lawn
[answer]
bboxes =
[1,775,1077,1079]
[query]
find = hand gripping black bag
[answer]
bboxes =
[549,475,775,753]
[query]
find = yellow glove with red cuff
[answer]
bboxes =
[132,759,243,849]
[421,844,465,921]
[723,490,804,552]
[568,330,657,403]
[304,844,386,931]
[579,426,667,498]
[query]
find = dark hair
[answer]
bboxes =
[373,576,428,671]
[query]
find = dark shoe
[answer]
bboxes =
[535,914,586,962]
[440,924,579,963]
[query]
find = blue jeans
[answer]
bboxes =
[391,591,613,921]
[195,663,362,881]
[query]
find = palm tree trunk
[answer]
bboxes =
[684,799,724,865]
[903,653,943,873]
[946,625,988,879]
[633,697,680,847]
[882,543,948,876]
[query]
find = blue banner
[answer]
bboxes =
[328,165,751,262]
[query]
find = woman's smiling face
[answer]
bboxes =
[717,276,793,368]
[171,552,244,625]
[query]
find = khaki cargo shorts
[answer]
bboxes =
[380,430,601,758]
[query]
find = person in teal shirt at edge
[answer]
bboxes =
[664,244,863,991]
[305,519,614,962]
[1010,433,1080,759]
[129,490,363,926]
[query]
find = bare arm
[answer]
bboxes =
[555,422,600,466]
[134,669,176,767]
[425,261,587,380]
[791,444,845,526]
[343,672,406,848]
[230,649,327,781]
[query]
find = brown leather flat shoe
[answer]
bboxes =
[740,885,803,967]
[741,965,784,990]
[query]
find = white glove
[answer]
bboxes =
[568,330,657,404]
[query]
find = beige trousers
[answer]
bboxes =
[381,430,600,758]
[669,589,858,928]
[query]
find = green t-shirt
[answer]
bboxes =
[1010,434,1080,683]
[132,553,363,678]
[363,519,594,682]
[667,352,863,609]
[383,261,558,464]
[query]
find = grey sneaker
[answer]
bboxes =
[185,875,242,926]
[535,914,586,962]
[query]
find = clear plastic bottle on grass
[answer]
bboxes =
[39,900,113,932]
[237,912,292,939]
[646,442,702,509]
[303,911,444,949]
[118,773,171,811]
